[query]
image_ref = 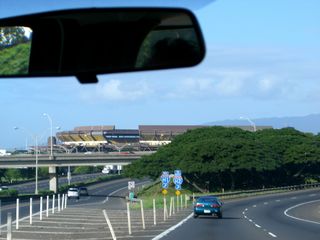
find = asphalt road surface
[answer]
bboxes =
[160,189,320,240]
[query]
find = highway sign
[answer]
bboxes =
[174,170,182,176]
[160,171,170,184]
[128,181,135,190]
[175,184,181,190]
[175,190,181,196]
[162,183,169,189]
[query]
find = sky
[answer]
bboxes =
[0,0,320,148]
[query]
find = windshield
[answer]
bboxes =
[0,1,319,240]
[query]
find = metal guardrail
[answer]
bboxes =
[194,182,320,200]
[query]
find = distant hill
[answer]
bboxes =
[205,114,320,134]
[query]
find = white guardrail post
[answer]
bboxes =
[29,198,32,225]
[16,198,19,230]
[140,200,145,230]
[40,196,43,220]
[65,194,68,208]
[52,195,55,214]
[61,194,65,211]
[153,199,156,226]
[127,202,132,235]
[7,212,12,240]
[46,195,49,217]
[58,194,60,212]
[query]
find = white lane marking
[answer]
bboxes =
[253,205,256,208]
[275,200,280,202]
[249,219,253,222]
[290,197,297,199]
[309,194,316,197]
[284,199,320,225]
[268,232,277,238]
[255,224,261,228]
[242,211,245,214]
[152,213,193,240]
[264,202,268,205]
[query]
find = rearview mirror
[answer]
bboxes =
[0,8,205,83]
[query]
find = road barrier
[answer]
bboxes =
[58,194,60,212]
[126,202,132,235]
[7,212,12,240]
[40,197,43,220]
[46,196,49,217]
[193,182,320,200]
[153,199,156,225]
[140,200,146,229]
[29,198,32,225]
[16,199,19,230]
[52,195,55,214]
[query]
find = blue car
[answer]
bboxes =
[193,196,223,219]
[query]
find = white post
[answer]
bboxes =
[61,194,64,211]
[185,194,187,208]
[46,195,49,217]
[127,202,132,235]
[153,199,156,226]
[40,196,43,220]
[16,199,19,230]
[58,194,60,212]
[7,212,12,240]
[169,197,172,217]
[140,200,145,229]
[163,198,168,221]
[65,194,67,208]
[29,198,32,225]
[173,197,175,215]
[180,195,183,210]
[176,196,179,212]
[52,195,55,214]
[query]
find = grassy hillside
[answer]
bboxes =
[0,43,31,75]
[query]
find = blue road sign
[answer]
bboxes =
[173,176,183,185]
[175,184,181,190]
[162,183,169,189]
[174,170,182,176]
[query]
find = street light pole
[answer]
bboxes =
[43,113,53,157]
[240,116,257,132]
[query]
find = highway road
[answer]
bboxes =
[159,189,320,240]
[7,172,106,194]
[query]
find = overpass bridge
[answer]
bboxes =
[0,151,154,192]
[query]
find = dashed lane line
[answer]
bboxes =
[268,232,277,238]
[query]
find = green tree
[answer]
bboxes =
[0,27,28,49]
[5,169,22,183]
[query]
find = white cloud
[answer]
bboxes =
[81,79,152,102]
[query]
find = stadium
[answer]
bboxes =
[55,125,272,153]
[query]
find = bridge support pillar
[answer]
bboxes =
[49,166,58,193]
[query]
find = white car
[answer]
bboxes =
[67,187,80,199]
